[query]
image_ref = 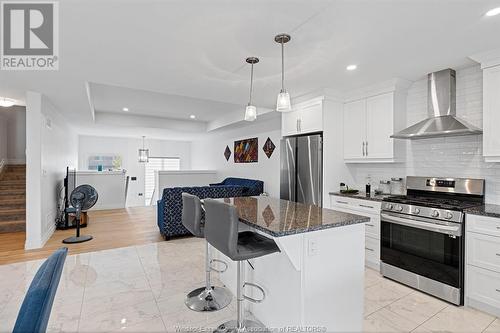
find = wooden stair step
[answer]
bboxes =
[0,208,25,219]
[0,188,25,194]
[0,202,25,209]
[0,197,25,205]
[0,220,26,233]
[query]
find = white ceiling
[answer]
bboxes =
[1,0,500,139]
[89,82,242,121]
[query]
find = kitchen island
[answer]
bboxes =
[211,196,369,332]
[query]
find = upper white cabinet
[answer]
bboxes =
[469,49,500,162]
[343,99,366,159]
[282,98,323,137]
[343,86,407,163]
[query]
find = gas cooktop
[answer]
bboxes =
[383,195,482,211]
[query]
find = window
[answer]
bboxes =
[144,157,180,205]
[88,155,122,171]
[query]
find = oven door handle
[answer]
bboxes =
[381,213,462,236]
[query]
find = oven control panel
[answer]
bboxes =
[382,202,463,223]
[426,179,456,188]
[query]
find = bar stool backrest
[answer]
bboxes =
[181,193,204,237]
[204,199,239,260]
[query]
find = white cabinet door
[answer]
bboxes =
[282,110,300,137]
[343,100,366,160]
[483,65,500,161]
[366,93,394,159]
[298,101,323,134]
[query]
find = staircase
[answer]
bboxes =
[0,165,26,233]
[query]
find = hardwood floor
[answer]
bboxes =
[0,206,163,265]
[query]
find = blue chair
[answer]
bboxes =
[13,247,68,333]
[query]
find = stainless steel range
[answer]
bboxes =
[380,176,485,305]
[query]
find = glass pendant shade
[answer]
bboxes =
[138,136,149,163]
[244,104,257,121]
[276,90,291,112]
[138,149,149,163]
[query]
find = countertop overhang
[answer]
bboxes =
[218,196,370,237]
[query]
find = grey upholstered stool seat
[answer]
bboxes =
[204,199,280,333]
[181,193,232,312]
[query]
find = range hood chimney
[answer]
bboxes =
[391,68,482,140]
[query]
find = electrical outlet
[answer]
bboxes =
[308,239,318,256]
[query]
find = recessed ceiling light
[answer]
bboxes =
[346,64,357,71]
[486,7,500,16]
[122,107,129,112]
[190,115,196,119]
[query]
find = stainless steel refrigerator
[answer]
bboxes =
[280,133,323,206]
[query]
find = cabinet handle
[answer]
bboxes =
[362,142,366,156]
[496,253,500,257]
[365,247,374,252]
[336,200,349,204]
[496,226,500,229]
[496,289,500,293]
[359,204,374,209]
[366,141,368,156]
[299,119,302,132]
[296,119,299,132]
[366,223,374,227]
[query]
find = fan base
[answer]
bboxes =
[62,235,93,244]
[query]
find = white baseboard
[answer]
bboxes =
[7,158,26,165]
[41,223,56,246]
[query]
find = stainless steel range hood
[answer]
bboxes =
[391,69,482,140]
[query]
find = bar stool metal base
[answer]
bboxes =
[214,319,269,333]
[185,286,232,312]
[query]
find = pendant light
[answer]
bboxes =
[138,136,149,163]
[275,33,292,112]
[244,57,259,122]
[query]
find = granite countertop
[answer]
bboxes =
[329,191,392,202]
[465,204,500,219]
[219,196,369,237]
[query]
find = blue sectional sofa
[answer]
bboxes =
[157,178,264,239]
[209,177,264,196]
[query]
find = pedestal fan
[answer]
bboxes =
[62,185,98,244]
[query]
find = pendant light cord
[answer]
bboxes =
[249,63,254,105]
[281,40,285,91]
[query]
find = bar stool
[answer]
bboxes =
[181,193,232,312]
[204,199,280,333]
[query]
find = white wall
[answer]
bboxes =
[343,65,500,204]
[78,135,191,206]
[0,106,26,165]
[191,117,282,197]
[0,114,7,170]
[26,92,78,249]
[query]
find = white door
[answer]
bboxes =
[366,92,394,159]
[282,109,300,136]
[343,99,366,160]
[483,65,500,160]
[297,101,323,134]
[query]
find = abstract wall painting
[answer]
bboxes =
[262,137,276,158]
[224,145,231,161]
[234,137,258,163]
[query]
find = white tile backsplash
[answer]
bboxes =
[347,64,500,204]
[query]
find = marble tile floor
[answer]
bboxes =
[0,237,499,333]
